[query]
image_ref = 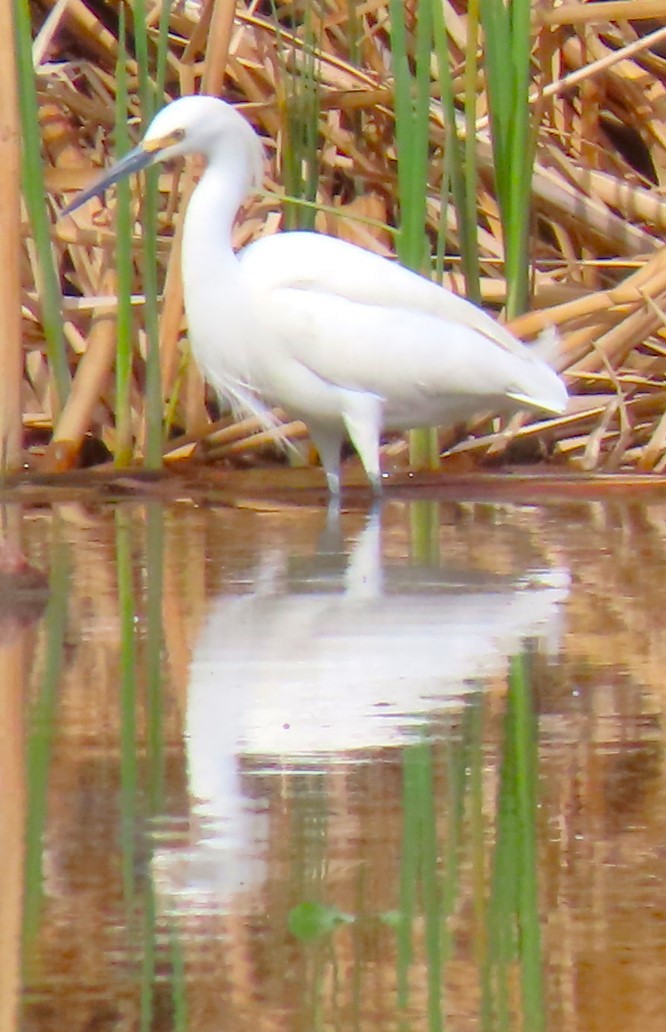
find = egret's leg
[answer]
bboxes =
[309,425,343,496]
[341,391,383,495]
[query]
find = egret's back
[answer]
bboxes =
[239,231,538,360]
[238,231,567,422]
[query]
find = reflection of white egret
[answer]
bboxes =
[188,512,568,776]
[64,96,568,495]
[153,509,568,909]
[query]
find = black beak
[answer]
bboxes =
[61,143,157,216]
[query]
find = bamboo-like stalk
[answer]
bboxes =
[0,0,23,470]
[46,266,118,468]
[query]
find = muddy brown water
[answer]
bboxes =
[4,481,666,1031]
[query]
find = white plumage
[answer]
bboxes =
[64,94,568,494]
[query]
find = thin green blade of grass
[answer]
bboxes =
[508,651,545,1032]
[168,921,188,1032]
[133,0,163,468]
[139,884,158,1032]
[505,0,534,317]
[486,746,516,1030]
[434,148,451,285]
[389,0,439,471]
[479,0,534,318]
[13,0,70,411]
[116,507,139,907]
[22,536,69,942]
[466,696,491,1024]
[132,0,157,119]
[140,175,163,468]
[396,744,420,1011]
[145,502,165,810]
[346,0,362,68]
[414,744,443,1032]
[409,499,440,564]
[273,0,321,231]
[0,0,23,471]
[484,646,545,1030]
[154,0,172,102]
[115,9,134,467]
[439,712,471,964]
[479,1,512,168]
[388,0,430,270]
[431,0,481,303]
[462,0,482,304]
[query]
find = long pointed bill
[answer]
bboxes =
[61,143,157,216]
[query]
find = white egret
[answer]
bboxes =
[63,95,568,494]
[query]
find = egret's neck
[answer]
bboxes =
[181,152,249,292]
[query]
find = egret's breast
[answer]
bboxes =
[184,265,262,388]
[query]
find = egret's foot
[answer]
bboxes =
[324,487,340,524]
[367,469,389,497]
[325,468,341,498]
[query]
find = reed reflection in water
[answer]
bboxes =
[15,498,666,1032]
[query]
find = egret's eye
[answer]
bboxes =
[146,127,186,153]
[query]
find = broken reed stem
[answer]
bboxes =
[45,266,118,470]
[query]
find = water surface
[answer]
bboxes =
[5,494,666,1031]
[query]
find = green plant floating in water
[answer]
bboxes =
[288,901,354,941]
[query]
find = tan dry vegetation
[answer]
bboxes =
[18,0,666,476]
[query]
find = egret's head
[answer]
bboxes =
[61,95,265,216]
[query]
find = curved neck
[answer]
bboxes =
[181,151,249,291]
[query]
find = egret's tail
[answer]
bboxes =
[531,325,561,365]
[507,329,568,416]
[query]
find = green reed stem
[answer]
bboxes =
[479,0,534,318]
[13,0,70,410]
[389,0,430,271]
[485,648,545,1030]
[145,502,165,810]
[463,1,482,302]
[389,0,439,471]
[432,0,481,303]
[115,10,134,466]
[116,507,138,905]
[273,0,321,230]
[508,652,545,1032]
[133,0,163,467]
[23,535,69,941]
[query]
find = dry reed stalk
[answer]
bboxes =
[206,419,308,459]
[538,3,666,28]
[0,0,23,470]
[13,0,666,476]
[45,266,118,470]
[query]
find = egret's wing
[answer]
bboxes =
[255,287,567,420]
[239,231,528,358]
